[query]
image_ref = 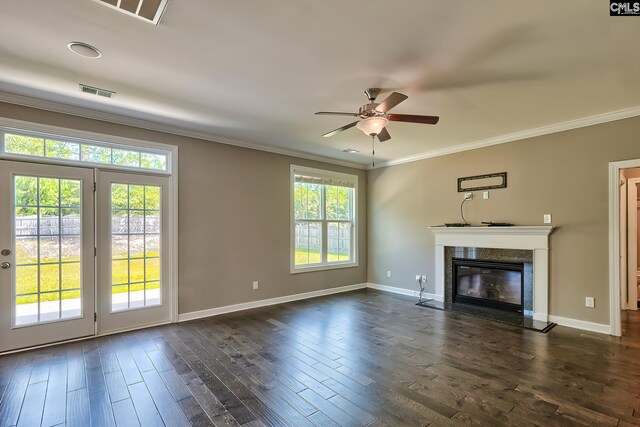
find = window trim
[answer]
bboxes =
[290,165,358,274]
[0,116,180,324]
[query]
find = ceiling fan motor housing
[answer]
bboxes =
[359,103,382,118]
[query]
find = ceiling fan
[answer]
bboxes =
[315,88,439,142]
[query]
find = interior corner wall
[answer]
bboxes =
[0,102,367,315]
[367,116,640,325]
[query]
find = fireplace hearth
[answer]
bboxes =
[453,258,524,313]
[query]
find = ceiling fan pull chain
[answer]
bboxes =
[372,135,375,167]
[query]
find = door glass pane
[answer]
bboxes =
[14,176,83,326]
[111,183,162,312]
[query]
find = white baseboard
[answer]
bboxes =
[548,315,611,335]
[178,283,367,322]
[366,282,444,301]
[177,281,612,335]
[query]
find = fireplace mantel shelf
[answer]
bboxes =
[430,226,554,236]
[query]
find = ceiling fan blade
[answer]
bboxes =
[387,114,439,125]
[375,92,408,113]
[315,111,359,117]
[377,128,391,142]
[322,121,359,138]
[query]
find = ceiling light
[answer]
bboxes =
[68,42,102,58]
[356,117,389,136]
[343,148,360,153]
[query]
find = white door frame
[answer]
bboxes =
[0,117,179,346]
[609,158,640,336]
[620,175,627,309]
[96,171,174,334]
[0,160,96,353]
[627,178,640,311]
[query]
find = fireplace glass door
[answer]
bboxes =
[453,258,524,312]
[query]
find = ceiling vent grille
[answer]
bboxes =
[91,0,169,25]
[79,84,116,99]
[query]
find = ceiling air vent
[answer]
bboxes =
[91,0,169,25]
[79,84,116,99]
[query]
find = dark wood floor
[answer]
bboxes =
[1,289,640,427]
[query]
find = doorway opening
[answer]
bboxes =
[609,159,640,336]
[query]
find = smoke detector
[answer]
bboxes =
[79,84,116,99]
[91,0,169,25]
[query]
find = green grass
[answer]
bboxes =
[295,249,350,265]
[15,252,160,305]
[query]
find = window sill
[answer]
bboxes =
[291,261,359,274]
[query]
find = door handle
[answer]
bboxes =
[0,262,10,269]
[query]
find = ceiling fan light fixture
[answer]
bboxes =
[356,117,389,136]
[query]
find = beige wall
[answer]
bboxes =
[0,102,367,314]
[368,116,640,325]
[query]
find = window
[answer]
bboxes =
[291,165,357,272]
[2,130,169,172]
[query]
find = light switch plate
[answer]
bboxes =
[252,281,259,290]
[544,214,552,224]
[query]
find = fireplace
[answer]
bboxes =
[452,258,524,313]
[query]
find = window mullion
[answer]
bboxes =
[322,184,327,264]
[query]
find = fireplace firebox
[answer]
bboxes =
[452,258,524,313]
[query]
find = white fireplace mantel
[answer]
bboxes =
[429,226,554,322]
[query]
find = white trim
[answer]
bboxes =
[178,283,367,322]
[609,159,640,337]
[290,164,359,274]
[0,92,366,170]
[3,92,639,172]
[366,283,444,301]
[627,178,640,310]
[548,315,611,335]
[0,116,180,325]
[371,106,640,169]
[430,226,553,322]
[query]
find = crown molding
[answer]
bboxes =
[0,91,367,170]
[2,90,638,173]
[370,105,640,169]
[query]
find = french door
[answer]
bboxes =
[0,160,95,353]
[96,171,171,334]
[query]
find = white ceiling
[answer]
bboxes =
[0,1,639,167]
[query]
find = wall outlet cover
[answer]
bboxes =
[252,281,259,290]
[544,214,552,224]
[483,191,489,199]
[387,270,392,278]
[585,297,594,308]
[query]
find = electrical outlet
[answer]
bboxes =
[483,191,489,200]
[544,214,552,224]
[585,297,594,308]
[252,281,259,290]
[415,275,421,282]
[421,275,427,283]
[386,270,392,278]
[464,192,473,200]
